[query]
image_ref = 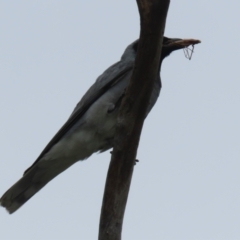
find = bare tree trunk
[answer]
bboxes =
[98,1,170,239]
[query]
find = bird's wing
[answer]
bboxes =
[24,61,134,174]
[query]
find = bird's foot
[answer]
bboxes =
[134,159,139,165]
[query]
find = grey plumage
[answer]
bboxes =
[0,37,200,213]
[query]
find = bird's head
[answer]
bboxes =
[161,37,201,60]
[121,37,201,63]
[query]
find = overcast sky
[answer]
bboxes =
[0,1,240,240]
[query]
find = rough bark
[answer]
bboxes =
[98,1,170,239]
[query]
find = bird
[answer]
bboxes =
[0,36,200,214]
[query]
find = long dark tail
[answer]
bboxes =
[0,159,75,214]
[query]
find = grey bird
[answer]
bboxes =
[0,37,200,214]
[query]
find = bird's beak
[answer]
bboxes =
[168,38,201,49]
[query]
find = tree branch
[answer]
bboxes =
[98,1,170,239]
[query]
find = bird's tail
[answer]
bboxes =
[0,159,75,214]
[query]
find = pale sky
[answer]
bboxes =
[0,1,240,240]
